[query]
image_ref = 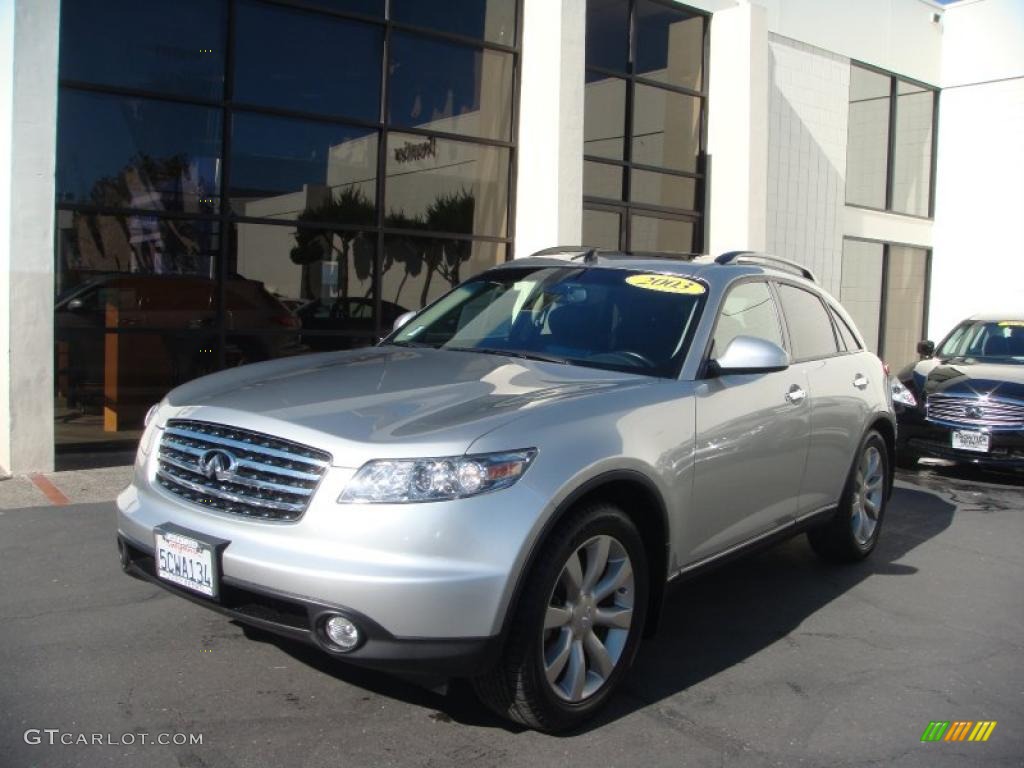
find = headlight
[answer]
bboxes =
[339,449,537,503]
[891,378,917,407]
[144,402,161,427]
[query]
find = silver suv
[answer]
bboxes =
[117,248,895,732]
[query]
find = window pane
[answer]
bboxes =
[584,74,626,160]
[230,113,377,223]
[582,209,621,249]
[632,84,701,173]
[59,0,226,100]
[846,66,890,209]
[57,90,222,213]
[382,237,506,309]
[234,1,382,122]
[630,169,697,210]
[840,239,884,353]
[584,161,623,200]
[297,0,383,15]
[777,284,839,360]
[56,331,224,449]
[234,223,375,321]
[388,33,513,141]
[635,1,703,91]
[882,245,928,370]
[56,213,219,294]
[713,281,783,356]
[629,214,694,253]
[391,0,516,45]
[384,134,509,237]
[586,0,629,73]
[892,84,934,216]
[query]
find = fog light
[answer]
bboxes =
[324,616,360,651]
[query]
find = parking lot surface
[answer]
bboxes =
[1,467,1021,767]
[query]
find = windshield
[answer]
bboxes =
[937,320,1024,364]
[386,266,706,377]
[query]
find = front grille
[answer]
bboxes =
[926,394,1024,430]
[156,419,332,521]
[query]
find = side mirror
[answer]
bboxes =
[392,310,417,332]
[66,297,85,312]
[711,336,790,376]
[916,339,935,357]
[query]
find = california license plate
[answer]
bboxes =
[155,527,218,598]
[952,430,990,453]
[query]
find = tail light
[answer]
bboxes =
[273,314,301,329]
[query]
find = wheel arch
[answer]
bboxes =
[497,470,671,650]
[869,414,897,497]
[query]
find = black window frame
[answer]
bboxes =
[582,0,711,255]
[845,60,940,220]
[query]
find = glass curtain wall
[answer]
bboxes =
[54,0,519,455]
[582,0,708,253]
[840,238,930,370]
[845,63,937,217]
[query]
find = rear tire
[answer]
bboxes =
[808,430,889,563]
[472,501,649,733]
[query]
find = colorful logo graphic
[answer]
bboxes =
[921,721,997,742]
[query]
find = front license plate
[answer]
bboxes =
[155,528,218,598]
[952,430,990,453]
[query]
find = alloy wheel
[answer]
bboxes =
[542,535,635,702]
[851,444,884,546]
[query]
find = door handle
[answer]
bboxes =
[785,384,806,405]
[853,374,869,390]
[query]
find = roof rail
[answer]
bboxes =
[529,246,699,265]
[715,251,817,282]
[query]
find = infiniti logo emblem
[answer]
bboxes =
[197,449,237,482]
[965,404,984,420]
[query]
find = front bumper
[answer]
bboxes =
[117,534,500,675]
[117,445,551,674]
[896,406,1024,468]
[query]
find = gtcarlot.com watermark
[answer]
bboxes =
[24,729,203,747]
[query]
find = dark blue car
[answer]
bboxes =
[894,314,1024,470]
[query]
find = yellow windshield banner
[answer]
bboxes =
[625,274,706,295]
[997,321,1024,327]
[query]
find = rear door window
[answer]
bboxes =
[777,283,840,361]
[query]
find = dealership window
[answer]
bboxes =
[845,63,937,218]
[54,0,519,456]
[582,0,708,253]
[840,238,930,370]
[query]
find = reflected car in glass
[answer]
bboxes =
[116,249,895,732]
[893,314,1024,470]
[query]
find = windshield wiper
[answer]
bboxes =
[384,339,439,349]
[444,346,570,365]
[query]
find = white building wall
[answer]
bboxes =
[930,76,1024,339]
[0,0,60,475]
[928,0,1024,340]
[765,34,849,296]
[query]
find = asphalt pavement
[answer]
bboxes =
[1,466,1021,767]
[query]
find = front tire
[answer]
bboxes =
[472,501,649,733]
[808,430,889,563]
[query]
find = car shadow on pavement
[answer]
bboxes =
[236,483,957,734]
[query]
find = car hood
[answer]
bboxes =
[162,346,652,465]
[905,358,1024,400]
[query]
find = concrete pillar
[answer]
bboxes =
[706,2,769,256]
[0,0,59,475]
[513,0,586,257]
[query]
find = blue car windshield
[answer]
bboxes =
[387,266,707,378]
[937,320,1024,364]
